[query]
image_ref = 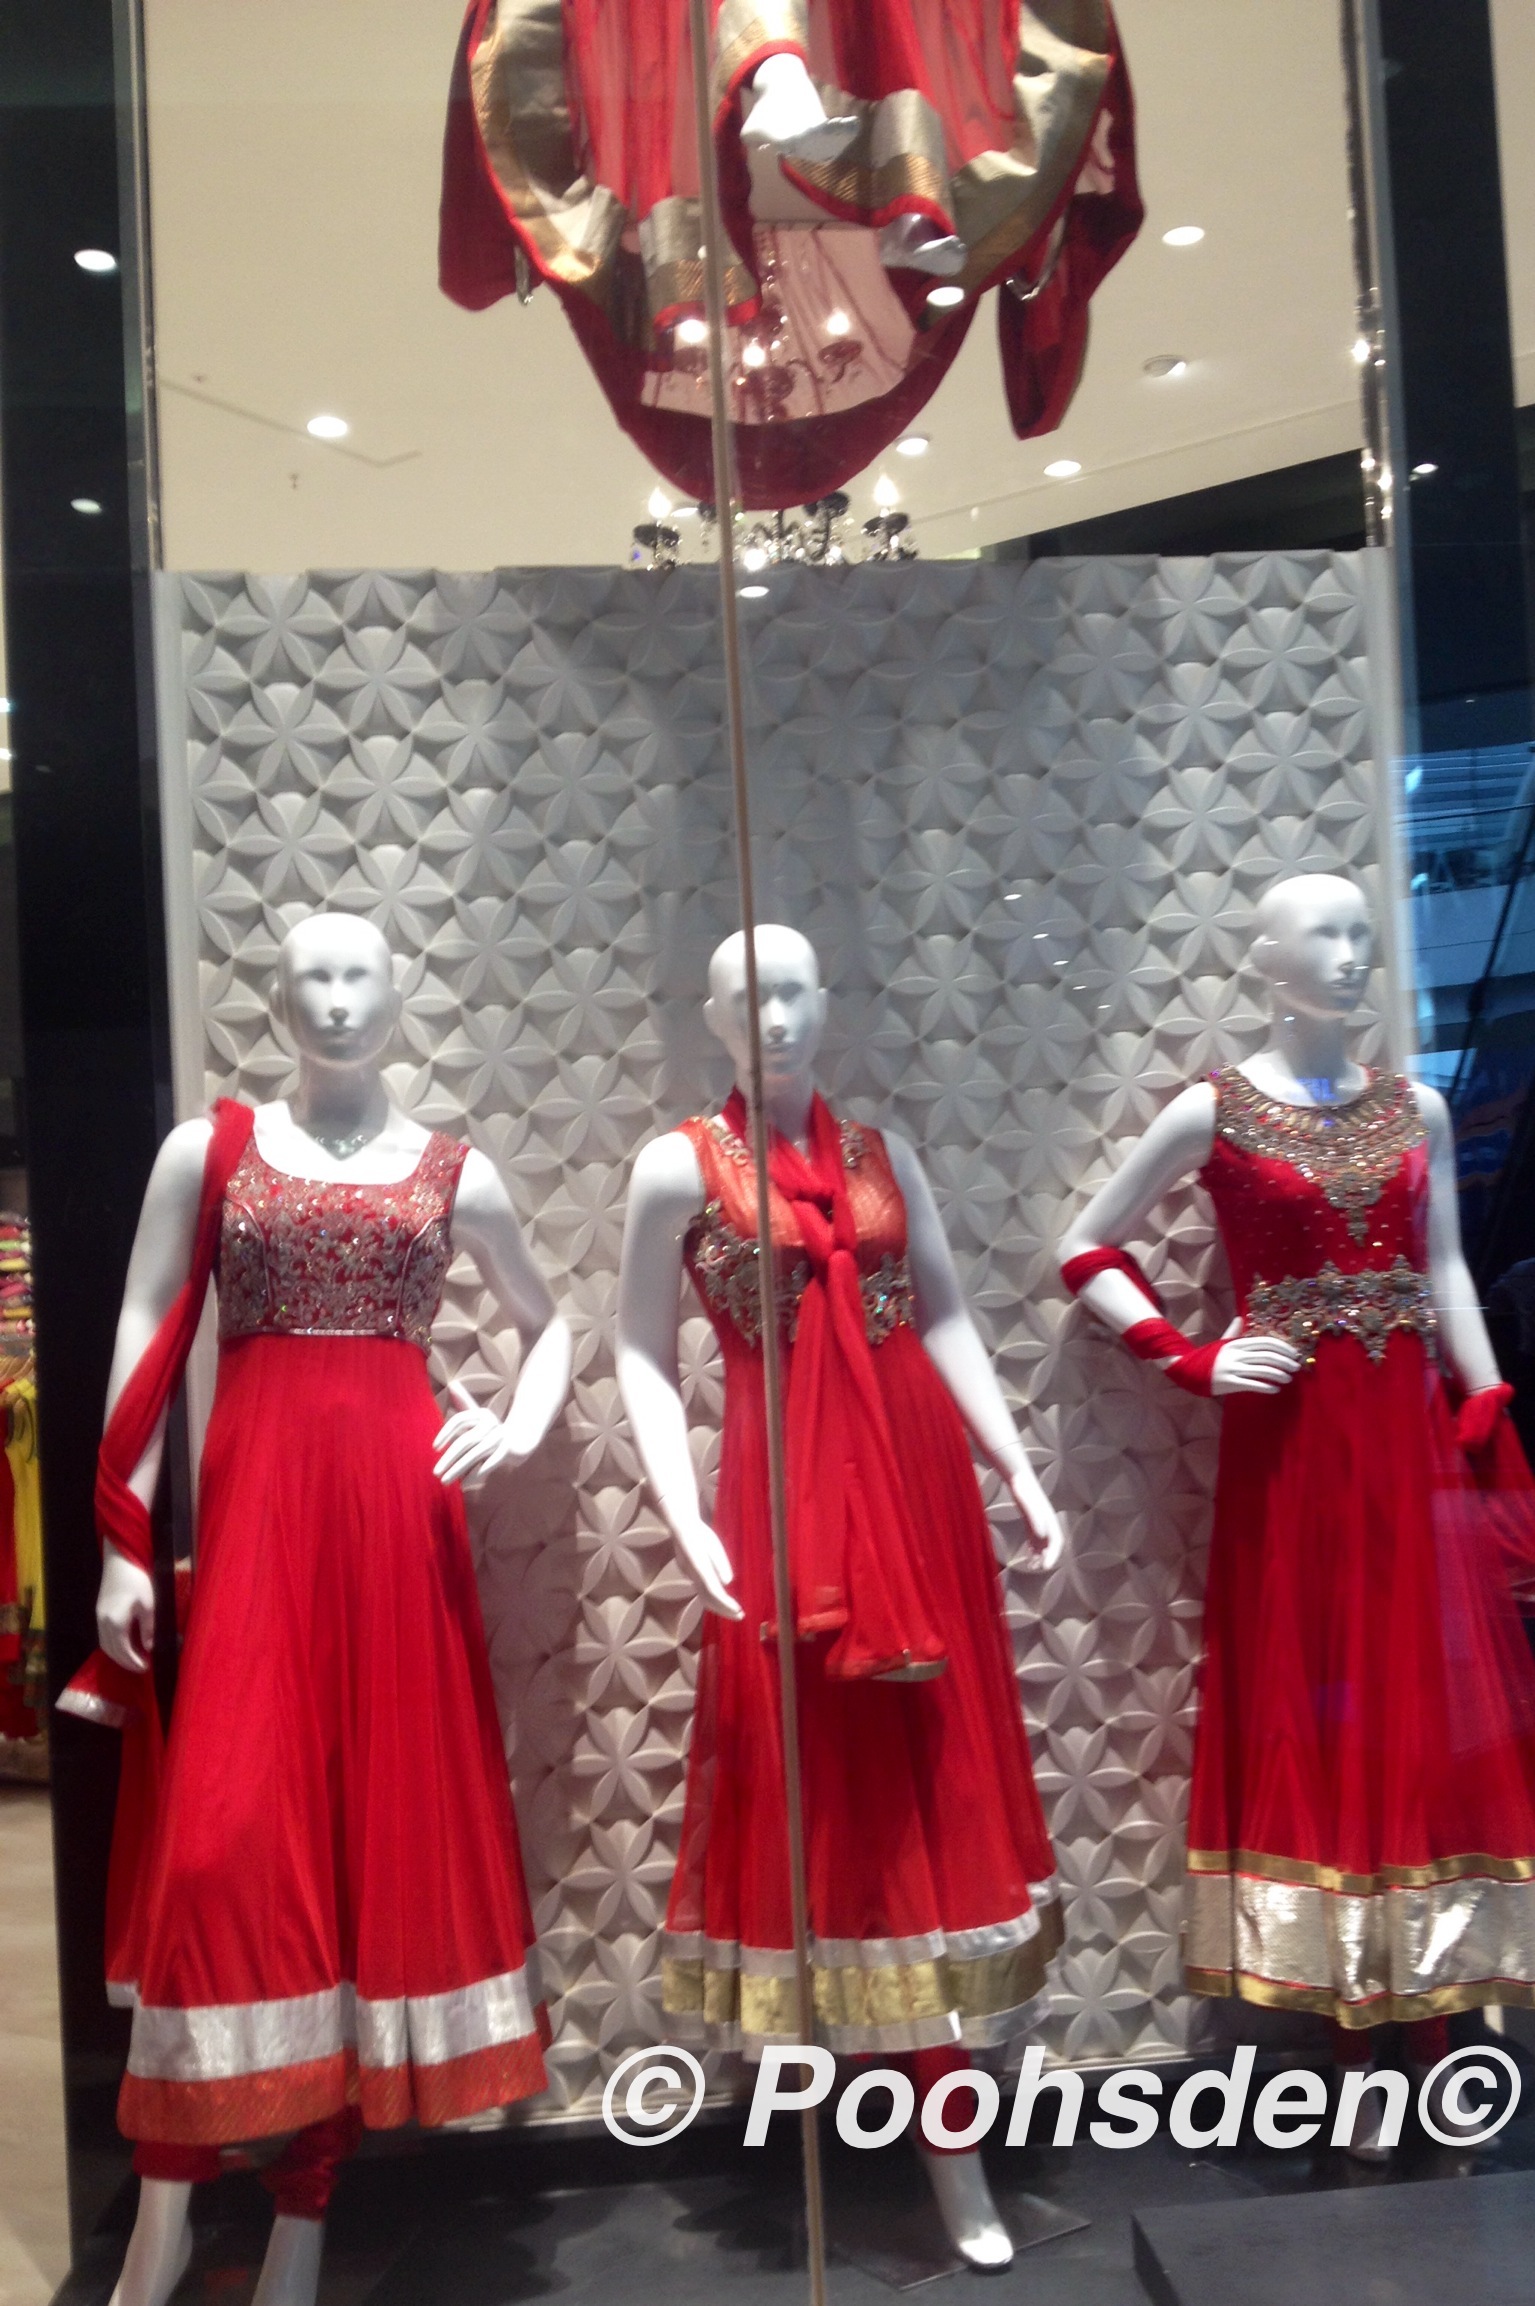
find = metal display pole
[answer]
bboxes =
[685,8,828,2300]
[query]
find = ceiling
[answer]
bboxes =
[138,0,1533,571]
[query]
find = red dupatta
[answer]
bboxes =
[725,1089,945,1682]
[58,1099,254,1973]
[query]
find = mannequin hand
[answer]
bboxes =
[1210,1335,1304,1397]
[670,1515,745,1621]
[432,1380,525,1487]
[1003,1464,1064,1572]
[98,1542,155,1673]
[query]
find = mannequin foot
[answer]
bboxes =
[251,2214,325,2306]
[109,2181,194,2306]
[743,54,858,161]
[1337,2067,1392,2164]
[919,2147,1014,2272]
[879,216,967,277]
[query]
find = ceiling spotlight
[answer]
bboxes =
[1044,458,1081,480]
[825,309,851,337]
[71,497,103,514]
[1352,336,1371,366]
[1143,354,1187,378]
[675,316,709,346]
[739,584,769,599]
[896,434,930,457]
[306,413,349,440]
[1162,225,1204,247]
[74,248,117,274]
[741,544,769,572]
[926,283,966,310]
[647,486,672,519]
[0,699,10,713]
[1411,461,1439,478]
[872,473,901,509]
[742,341,767,369]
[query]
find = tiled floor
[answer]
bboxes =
[0,1787,68,2306]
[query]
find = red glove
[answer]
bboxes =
[1123,1318,1224,1398]
[1456,1383,1515,1455]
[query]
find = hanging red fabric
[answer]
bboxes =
[58,1099,255,1973]
[724,1089,945,1681]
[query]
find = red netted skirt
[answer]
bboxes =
[1184,1330,1535,2026]
[662,1321,1062,2052]
[113,1333,547,2145]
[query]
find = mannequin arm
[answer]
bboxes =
[437,1149,573,1481]
[97,1118,213,1668]
[1056,1083,1301,1397]
[1416,1084,1500,1394]
[884,1132,1062,1568]
[616,1134,742,1620]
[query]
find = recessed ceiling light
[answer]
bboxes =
[306,414,349,441]
[825,309,851,337]
[896,434,930,457]
[673,504,698,519]
[1352,336,1371,365]
[647,486,671,519]
[71,497,102,514]
[1044,458,1081,479]
[872,473,901,509]
[74,248,117,274]
[742,341,767,368]
[0,700,10,713]
[1412,461,1439,477]
[741,544,769,572]
[1143,354,1187,378]
[926,284,966,309]
[738,584,769,599]
[675,316,709,346]
[1162,225,1204,247]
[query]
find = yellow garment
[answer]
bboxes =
[5,1376,41,1634]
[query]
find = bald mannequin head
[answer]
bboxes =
[1250,874,1373,1017]
[704,923,827,1083]
[272,911,400,1069]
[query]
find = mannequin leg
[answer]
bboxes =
[1329,2021,1393,2162]
[108,2177,197,2306]
[902,2048,1012,2271]
[253,2107,363,2306]
[251,2108,363,2306]
[742,54,857,161]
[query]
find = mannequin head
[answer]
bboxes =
[272,913,399,1072]
[1250,874,1373,1020]
[704,924,827,1086]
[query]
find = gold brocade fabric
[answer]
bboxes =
[1183,1851,1535,2026]
[1212,1066,1427,1245]
[661,1896,1064,2052]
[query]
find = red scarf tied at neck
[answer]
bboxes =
[724,1089,946,1683]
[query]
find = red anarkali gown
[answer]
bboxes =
[440,0,1142,507]
[661,1105,1062,2051]
[1183,1067,1535,2027]
[111,1133,548,2144]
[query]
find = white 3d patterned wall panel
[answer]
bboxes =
[165,553,1388,2120]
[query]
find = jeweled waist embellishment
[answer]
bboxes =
[1243,1256,1435,1365]
[689,1202,915,1346]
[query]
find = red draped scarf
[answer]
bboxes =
[724,1089,945,1683]
[58,1099,255,1973]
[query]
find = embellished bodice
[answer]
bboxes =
[217,1133,469,1354]
[680,1111,915,1350]
[1201,1067,1433,1362]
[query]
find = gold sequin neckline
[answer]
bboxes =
[1213,1065,1425,1243]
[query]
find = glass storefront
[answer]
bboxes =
[5,4,1535,2303]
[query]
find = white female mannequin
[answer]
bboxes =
[1057,873,1533,2160]
[1056,874,1496,1399]
[618,924,1063,2271]
[98,912,572,2306]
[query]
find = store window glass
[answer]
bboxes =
[8,4,1535,2305]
